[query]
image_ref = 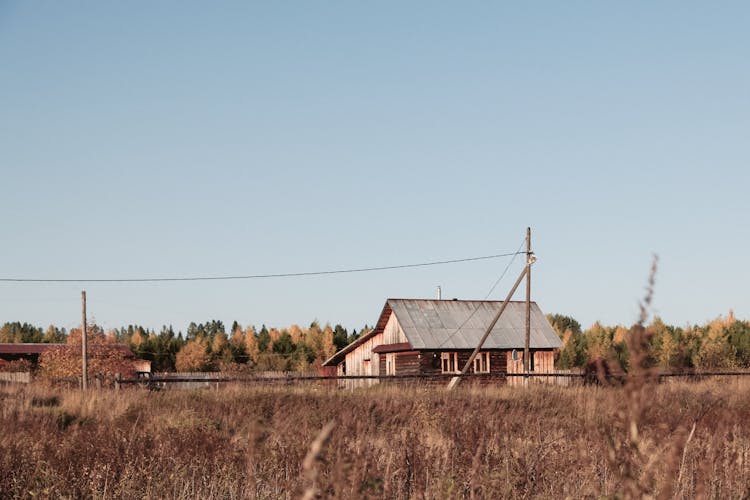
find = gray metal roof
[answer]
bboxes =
[387,299,563,350]
[322,298,563,366]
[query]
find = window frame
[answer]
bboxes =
[473,351,491,373]
[441,352,458,374]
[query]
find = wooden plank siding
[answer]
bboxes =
[395,352,420,375]
[343,312,408,388]
[507,350,556,386]
[534,350,555,374]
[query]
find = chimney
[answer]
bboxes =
[437,286,442,300]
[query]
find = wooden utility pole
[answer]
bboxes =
[447,260,531,390]
[81,291,88,391]
[524,227,531,374]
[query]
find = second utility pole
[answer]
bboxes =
[524,227,531,374]
[81,290,88,391]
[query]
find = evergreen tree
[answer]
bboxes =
[332,324,349,350]
[726,320,750,367]
[272,332,295,355]
[547,314,582,338]
[257,325,271,352]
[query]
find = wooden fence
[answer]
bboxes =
[34,369,750,391]
[0,372,31,384]
[114,371,586,391]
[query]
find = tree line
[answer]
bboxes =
[548,310,750,371]
[0,320,371,373]
[5,310,749,374]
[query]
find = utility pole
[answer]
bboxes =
[447,257,532,390]
[524,227,531,374]
[81,290,88,391]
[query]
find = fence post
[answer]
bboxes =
[115,373,121,391]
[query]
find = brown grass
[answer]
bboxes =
[1,379,750,499]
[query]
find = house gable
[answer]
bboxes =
[341,309,409,376]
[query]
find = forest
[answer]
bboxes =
[2,310,750,375]
[0,320,369,374]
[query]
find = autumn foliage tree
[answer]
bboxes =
[38,324,135,380]
[175,338,213,372]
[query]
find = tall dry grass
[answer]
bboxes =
[1,378,750,499]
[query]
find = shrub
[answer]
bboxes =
[0,358,33,373]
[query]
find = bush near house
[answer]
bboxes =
[38,325,136,381]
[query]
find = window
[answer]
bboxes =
[473,352,490,373]
[441,352,458,373]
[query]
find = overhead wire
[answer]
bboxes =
[436,239,526,348]
[0,251,524,284]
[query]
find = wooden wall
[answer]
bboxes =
[342,312,408,388]
[343,332,382,388]
[395,352,420,375]
[382,312,408,344]
[507,349,556,386]
[533,350,555,374]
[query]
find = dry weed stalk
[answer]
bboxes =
[601,255,707,499]
[300,420,335,500]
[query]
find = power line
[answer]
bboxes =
[437,240,526,348]
[0,251,524,284]
[482,240,526,300]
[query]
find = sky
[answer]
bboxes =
[1,2,748,334]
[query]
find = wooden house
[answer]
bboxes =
[323,299,563,386]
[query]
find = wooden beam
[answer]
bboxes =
[447,263,530,390]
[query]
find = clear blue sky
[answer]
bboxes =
[1,2,748,334]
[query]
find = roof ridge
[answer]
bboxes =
[386,298,539,304]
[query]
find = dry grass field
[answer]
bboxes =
[2,378,750,499]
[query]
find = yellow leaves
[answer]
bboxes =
[288,325,303,344]
[269,328,282,345]
[175,338,212,372]
[229,326,245,350]
[657,331,679,368]
[613,326,629,344]
[586,322,614,361]
[67,324,107,345]
[244,326,259,364]
[211,332,228,354]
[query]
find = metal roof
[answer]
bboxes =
[387,299,562,350]
[0,343,135,357]
[323,298,562,365]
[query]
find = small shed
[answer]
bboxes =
[0,343,136,363]
[323,298,563,386]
